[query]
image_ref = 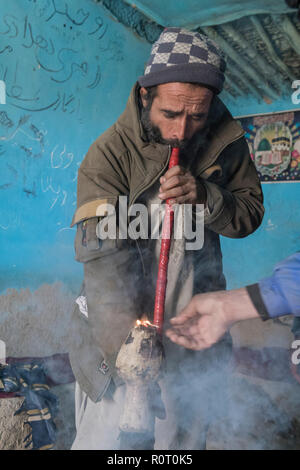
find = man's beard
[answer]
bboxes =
[140,102,209,152]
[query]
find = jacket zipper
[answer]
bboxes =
[128,145,171,279]
[129,145,172,208]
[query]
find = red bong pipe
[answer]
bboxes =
[115,148,179,449]
[153,147,180,334]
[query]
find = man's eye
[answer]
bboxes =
[164,113,176,119]
[192,115,205,122]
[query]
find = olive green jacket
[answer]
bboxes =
[69,83,264,402]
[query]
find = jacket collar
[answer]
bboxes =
[116,83,169,163]
[194,97,245,174]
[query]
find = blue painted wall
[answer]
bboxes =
[0,0,299,293]
[221,183,300,289]
[221,101,300,289]
[0,0,149,292]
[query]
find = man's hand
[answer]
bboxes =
[159,165,206,205]
[165,292,230,350]
[165,288,260,350]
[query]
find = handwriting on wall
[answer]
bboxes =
[0,107,82,232]
[0,0,128,241]
[0,0,111,114]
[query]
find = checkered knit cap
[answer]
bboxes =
[138,27,226,94]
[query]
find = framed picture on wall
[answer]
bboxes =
[236,110,300,182]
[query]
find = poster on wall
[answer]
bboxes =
[237,110,300,182]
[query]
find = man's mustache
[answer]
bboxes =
[141,106,207,151]
[154,135,189,150]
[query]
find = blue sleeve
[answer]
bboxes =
[258,253,300,318]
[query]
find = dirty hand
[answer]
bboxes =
[165,288,260,350]
[165,292,232,350]
[158,165,206,205]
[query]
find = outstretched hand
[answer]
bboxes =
[165,288,260,350]
[165,292,231,350]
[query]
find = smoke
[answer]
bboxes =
[91,195,300,449]
[0,256,300,449]
[150,243,300,450]
[210,373,300,450]
[52,382,76,450]
[153,334,300,450]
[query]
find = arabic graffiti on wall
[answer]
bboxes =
[238,110,300,182]
[0,0,114,113]
[0,0,149,290]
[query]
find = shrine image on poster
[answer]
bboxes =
[240,110,300,182]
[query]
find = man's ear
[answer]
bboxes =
[139,87,148,108]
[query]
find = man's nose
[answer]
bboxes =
[173,118,188,141]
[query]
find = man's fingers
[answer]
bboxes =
[174,193,196,204]
[161,165,185,182]
[167,322,193,337]
[165,330,209,351]
[159,175,189,192]
[159,167,196,203]
[169,321,201,337]
[159,184,190,200]
[170,297,199,324]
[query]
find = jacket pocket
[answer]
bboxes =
[74,217,119,263]
[69,297,113,403]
